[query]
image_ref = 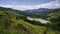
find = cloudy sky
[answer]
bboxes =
[0,0,60,10]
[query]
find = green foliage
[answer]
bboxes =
[0,9,45,34]
[0,7,60,34]
[46,9,60,31]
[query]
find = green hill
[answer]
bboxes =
[0,7,60,34]
[46,9,60,31]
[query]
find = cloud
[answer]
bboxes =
[0,0,60,10]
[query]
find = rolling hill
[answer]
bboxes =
[0,7,60,34]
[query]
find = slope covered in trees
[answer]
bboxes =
[0,7,60,34]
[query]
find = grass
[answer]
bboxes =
[0,10,60,34]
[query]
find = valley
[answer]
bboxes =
[0,7,60,34]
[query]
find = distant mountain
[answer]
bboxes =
[0,7,60,34]
[24,8,54,16]
[0,7,57,16]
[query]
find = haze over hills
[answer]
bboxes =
[0,7,53,16]
[0,7,60,34]
[24,8,54,15]
[0,0,60,34]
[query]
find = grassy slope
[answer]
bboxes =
[0,11,45,34]
[0,10,60,34]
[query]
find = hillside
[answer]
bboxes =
[0,10,45,34]
[0,7,60,34]
[46,8,60,31]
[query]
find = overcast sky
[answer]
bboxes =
[0,0,60,10]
